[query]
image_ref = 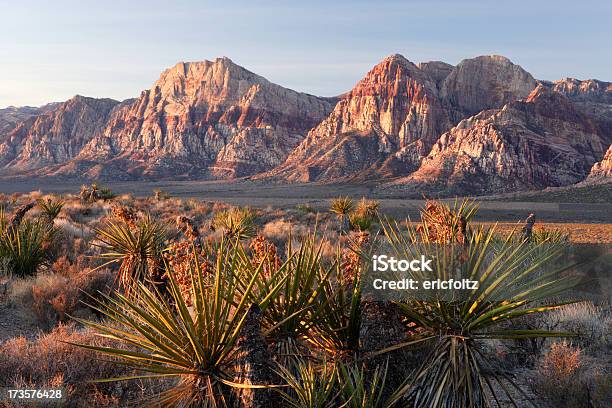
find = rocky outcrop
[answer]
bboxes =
[268,54,452,182]
[547,78,612,144]
[0,96,119,171]
[417,61,454,91]
[0,106,47,135]
[588,144,612,180]
[70,58,336,179]
[396,85,607,193]
[440,55,538,122]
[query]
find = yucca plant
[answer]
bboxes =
[37,197,64,222]
[375,213,580,408]
[349,213,373,232]
[355,198,380,219]
[0,206,58,277]
[73,238,278,407]
[338,362,390,408]
[93,214,168,293]
[307,253,362,358]
[330,196,354,235]
[416,198,478,244]
[276,359,340,408]
[212,207,257,240]
[235,233,333,348]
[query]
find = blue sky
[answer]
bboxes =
[1,0,610,107]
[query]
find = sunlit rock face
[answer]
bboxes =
[268,54,453,182]
[588,144,612,181]
[1,58,335,180]
[0,54,609,194]
[439,55,538,122]
[395,85,607,193]
[0,96,118,171]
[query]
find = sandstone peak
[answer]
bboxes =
[440,55,538,121]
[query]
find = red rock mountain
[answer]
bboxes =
[1,58,335,179]
[439,55,538,122]
[394,85,607,193]
[0,96,119,171]
[0,54,609,194]
[269,55,543,182]
[267,54,452,181]
[588,144,612,181]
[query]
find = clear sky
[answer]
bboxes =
[1,0,610,107]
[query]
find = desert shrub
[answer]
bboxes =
[262,218,308,243]
[153,188,171,201]
[349,213,372,232]
[355,198,380,219]
[296,203,316,215]
[532,341,589,407]
[14,268,114,327]
[0,323,165,406]
[80,183,115,202]
[530,228,570,244]
[544,302,611,353]
[212,207,257,240]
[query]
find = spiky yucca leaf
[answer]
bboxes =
[235,232,334,343]
[306,252,362,357]
[73,238,273,407]
[330,197,354,216]
[93,214,168,293]
[276,359,340,408]
[212,207,257,240]
[339,362,390,408]
[375,210,579,408]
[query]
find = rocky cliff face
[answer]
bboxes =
[0,105,57,136]
[588,144,612,180]
[440,55,538,122]
[71,58,336,179]
[547,78,612,143]
[268,54,452,182]
[0,96,119,171]
[269,55,544,183]
[397,85,607,193]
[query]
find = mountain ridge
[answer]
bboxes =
[1,54,610,194]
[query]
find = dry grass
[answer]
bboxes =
[0,323,166,406]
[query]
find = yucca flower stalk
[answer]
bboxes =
[93,213,168,293]
[73,237,280,407]
[374,214,580,408]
